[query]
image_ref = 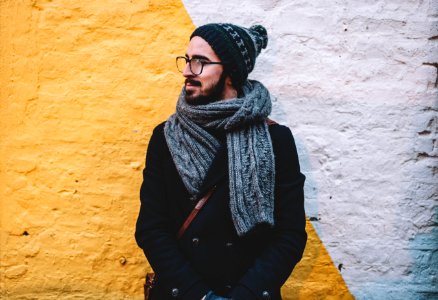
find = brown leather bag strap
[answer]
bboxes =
[176,186,216,239]
[266,118,278,126]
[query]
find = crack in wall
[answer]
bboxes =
[423,62,438,88]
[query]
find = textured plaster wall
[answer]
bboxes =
[1,0,352,298]
[0,0,194,299]
[0,0,351,299]
[183,0,438,299]
[0,0,436,299]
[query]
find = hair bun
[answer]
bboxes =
[250,25,268,49]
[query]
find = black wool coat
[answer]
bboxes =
[135,121,307,300]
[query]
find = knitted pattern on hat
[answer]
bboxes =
[190,23,268,87]
[164,80,275,236]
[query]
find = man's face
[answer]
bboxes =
[182,36,227,105]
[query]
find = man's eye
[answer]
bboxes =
[193,59,208,64]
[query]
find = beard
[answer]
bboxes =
[184,71,227,105]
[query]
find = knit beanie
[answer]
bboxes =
[190,23,268,87]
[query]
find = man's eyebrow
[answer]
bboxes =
[185,54,211,61]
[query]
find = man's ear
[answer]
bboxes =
[222,75,238,99]
[225,75,234,89]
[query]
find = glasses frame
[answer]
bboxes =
[176,56,224,75]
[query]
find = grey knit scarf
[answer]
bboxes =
[164,80,275,236]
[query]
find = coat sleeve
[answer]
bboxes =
[135,123,210,300]
[230,125,307,300]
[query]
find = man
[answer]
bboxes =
[135,23,307,300]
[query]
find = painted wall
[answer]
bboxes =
[1,0,193,298]
[1,0,436,299]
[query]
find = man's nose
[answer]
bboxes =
[182,62,193,77]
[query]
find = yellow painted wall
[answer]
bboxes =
[0,1,353,299]
[284,221,353,300]
[0,0,193,298]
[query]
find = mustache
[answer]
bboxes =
[185,79,201,86]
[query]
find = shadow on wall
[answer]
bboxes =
[271,98,353,299]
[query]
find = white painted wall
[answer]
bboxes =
[183,1,438,299]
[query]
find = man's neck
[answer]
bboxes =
[220,87,238,100]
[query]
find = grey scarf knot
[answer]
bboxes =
[164,80,275,236]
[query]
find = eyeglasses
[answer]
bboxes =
[176,56,224,75]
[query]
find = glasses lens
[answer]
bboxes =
[190,59,202,75]
[176,57,187,73]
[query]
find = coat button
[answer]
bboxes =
[192,237,200,247]
[171,288,179,297]
[262,291,270,299]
